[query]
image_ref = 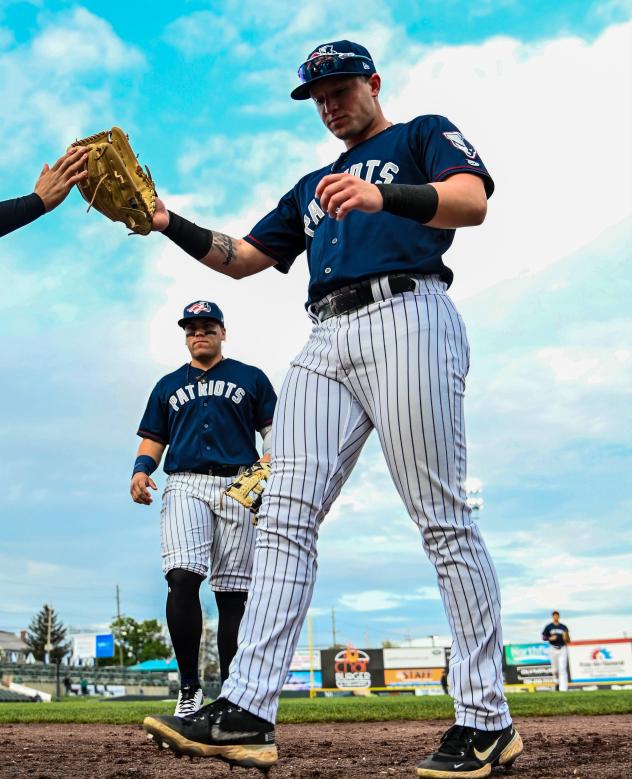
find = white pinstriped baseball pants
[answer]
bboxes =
[161,472,255,592]
[221,276,510,729]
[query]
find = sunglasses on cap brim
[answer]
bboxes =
[297,52,374,84]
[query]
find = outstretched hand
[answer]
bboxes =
[315,173,384,220]
[34,147,88,212]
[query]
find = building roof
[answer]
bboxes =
[0,631,29,652]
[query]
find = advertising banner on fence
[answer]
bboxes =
[72,634,98,660]
[321,645,384,690]
[568,639,632,683]
[283,670,322,690]
[384,668,444,686]
[504,663,555,685]
[95,634,114,658]
[289,649,321,671]
[383,647,446,669]
[72,633,115,660]
[504,643,551,666]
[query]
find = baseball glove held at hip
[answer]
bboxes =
[225,459,272,519]
[72,127,156,235]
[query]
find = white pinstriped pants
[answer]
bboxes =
[161,472,255,592]
[221,276,510,729]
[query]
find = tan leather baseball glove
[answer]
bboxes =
[72,127,156,235]
[224,456,272,521]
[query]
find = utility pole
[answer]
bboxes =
[307,615,315,698]
[44,604,53,664]
[116,585,124,667]
[331,607,337,647]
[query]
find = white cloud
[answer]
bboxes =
[31,8,143,74]
[0,7,144,171]
[484,515,632,641]
[163,11,242,58]
[339,586,442,612]
[381,23,632,300]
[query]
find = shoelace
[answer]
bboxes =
[177,689,200,715]
[438,725,475,756]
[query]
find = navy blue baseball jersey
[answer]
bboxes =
[137,358,277,473]
[243,115,494,306]
[542,622,569,648]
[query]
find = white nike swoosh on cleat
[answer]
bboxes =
[210,725,260,742]
[454,763,464,768]
[473,736,501,761]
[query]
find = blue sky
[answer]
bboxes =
[1,1,630,652]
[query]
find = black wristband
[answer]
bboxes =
[0,193,46,238]
[162,210,213,260]
[376,183,439,225]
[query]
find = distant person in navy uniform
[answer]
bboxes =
[542,610,571,691]
[130,301,276,718]
[0,148,87,238]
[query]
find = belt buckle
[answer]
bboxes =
[330,288,360,316]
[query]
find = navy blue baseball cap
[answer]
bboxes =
[178,300,225,328]
[291,40,376,100]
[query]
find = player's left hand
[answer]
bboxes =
[316,173,383,220]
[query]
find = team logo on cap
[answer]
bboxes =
[186,301,212,315]
[443,131,477,159]
[313,44,337,57]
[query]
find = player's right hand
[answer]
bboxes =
[130,472,157,505]
[152,197,170,232]
[34,147,88,212]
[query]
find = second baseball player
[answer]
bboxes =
[131,301,276,715]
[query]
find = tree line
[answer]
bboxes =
[21,603,218,676]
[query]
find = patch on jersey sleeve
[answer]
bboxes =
[443,131,477,159]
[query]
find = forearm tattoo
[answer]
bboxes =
[212,231,236,267]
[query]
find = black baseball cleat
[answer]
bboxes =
[143,697,277,771]
[416,723,523,777]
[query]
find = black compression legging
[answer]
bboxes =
[165,568,205,688]
[215,590,248,683]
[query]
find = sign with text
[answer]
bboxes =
[504,643,551,666]
[504,664,554,685]
[321,645,384,690]
[383,647,446,669]
[384,668,444,686]
[568,639,632,683]
[289,649,321,671]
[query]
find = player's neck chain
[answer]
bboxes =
[187,358,223,385]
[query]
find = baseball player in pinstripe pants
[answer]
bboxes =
[131,301,276,717]
[143,40,523,776]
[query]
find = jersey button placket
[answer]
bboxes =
[323,232,339,277]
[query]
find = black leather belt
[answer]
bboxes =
[189,464,244,477]
[312,274,416,321]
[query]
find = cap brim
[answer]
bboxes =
[178,316,224,328]
[290,68,375,100]
[290,81,315,100]
[291,71,357,100]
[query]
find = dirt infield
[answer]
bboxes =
[1,715,630,779]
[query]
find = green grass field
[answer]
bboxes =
[1,690,631,725]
